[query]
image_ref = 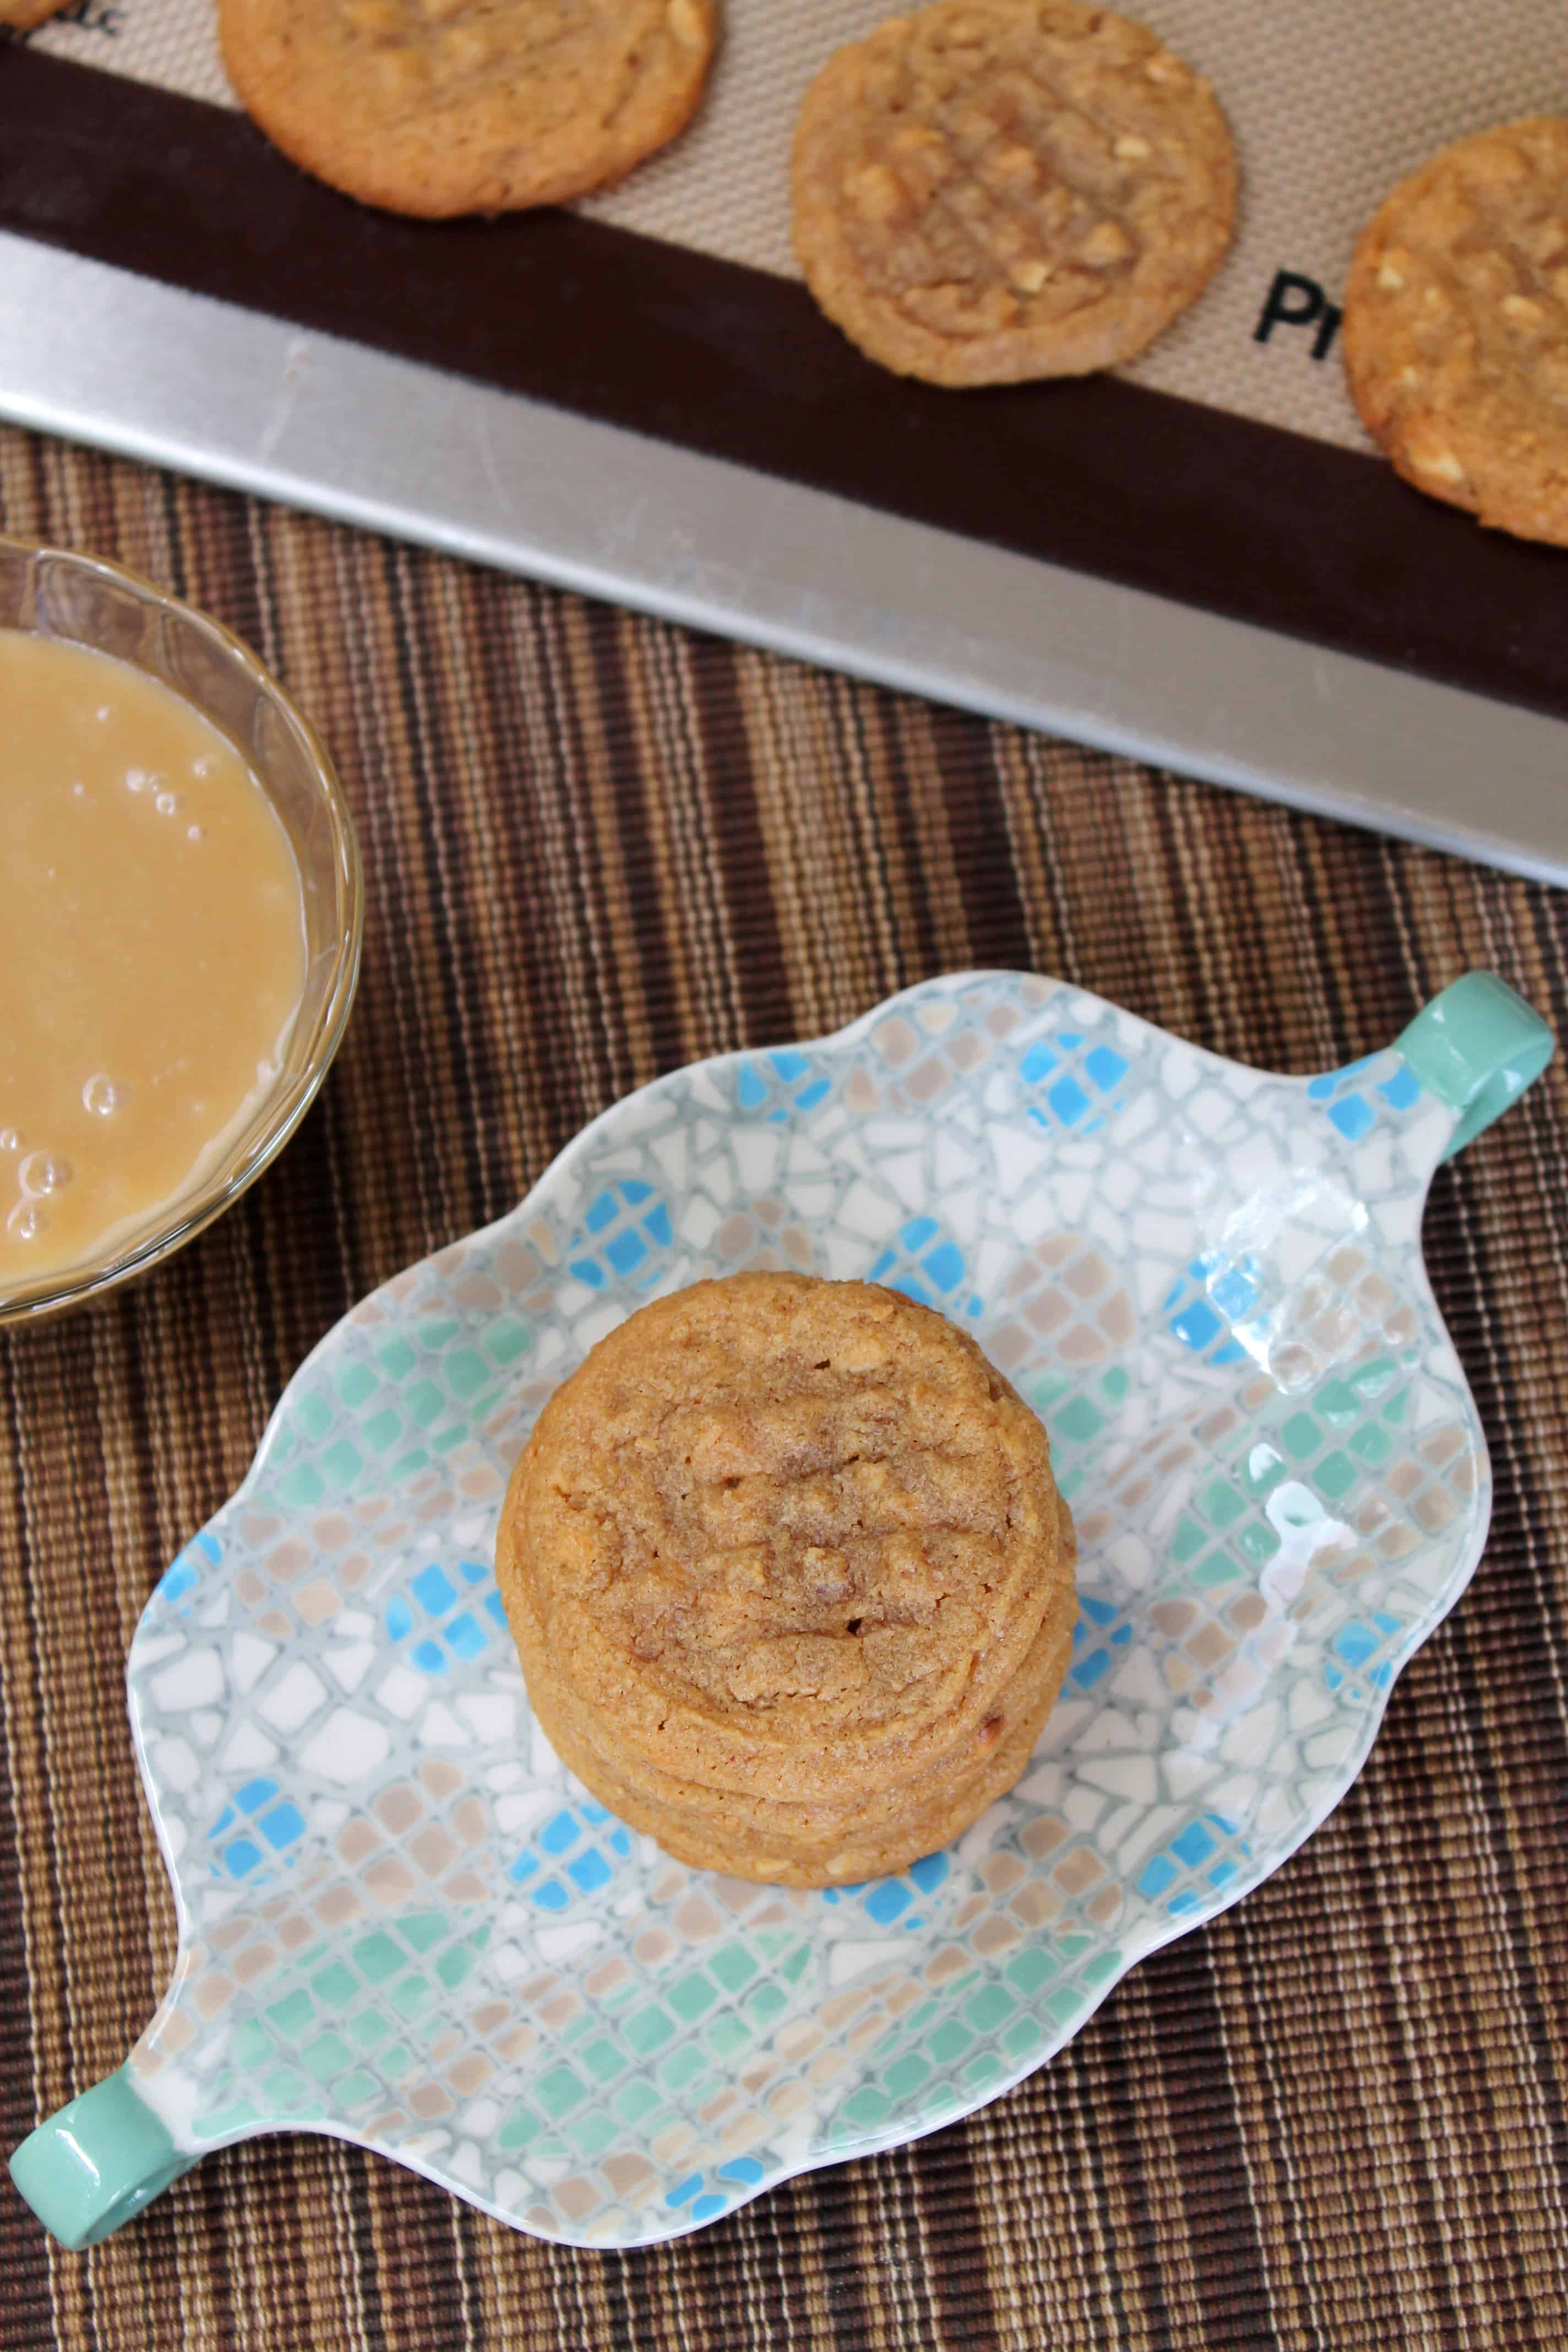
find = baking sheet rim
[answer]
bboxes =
[3,231,1566,888]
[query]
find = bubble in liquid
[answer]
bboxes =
[126,767,148,794]
[7,1201,47,1243]
[18,1152,72,1199]
[0,1128,20,1153]
[192,755,216,778]
[155,791,182,818]
[95,705,112,723]
[70,781,86,799]
[187,825,205,844]
[83,1075,124,1119]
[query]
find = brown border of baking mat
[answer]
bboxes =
[3,45,1566,725]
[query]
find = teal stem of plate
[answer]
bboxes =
[9,2068,198,2250]
[1396,972,1554,1159]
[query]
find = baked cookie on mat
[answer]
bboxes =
[791,0,1237,387]
[0,0,70,28]
[220,0,718,218]
[496,1273,1078,1887]
[1343,116,1568,548]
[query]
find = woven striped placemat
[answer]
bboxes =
[2,425,1566,2351]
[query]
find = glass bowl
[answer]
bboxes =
[0,538,363,1325]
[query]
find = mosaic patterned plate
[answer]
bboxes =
[10,969,1553,2252]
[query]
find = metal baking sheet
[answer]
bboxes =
[4,228,1565,885]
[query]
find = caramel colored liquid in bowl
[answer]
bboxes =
[1,633,308,1290]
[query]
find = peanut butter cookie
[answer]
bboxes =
[496,1273,1077,1886]
[0,0,70,28]
[220,0,717,219]
[791,0,1237,388]
[1343,117,1568,547]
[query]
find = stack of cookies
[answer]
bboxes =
[497,1272,1077,1886]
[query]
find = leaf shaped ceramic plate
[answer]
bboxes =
[10,970,1553,2252]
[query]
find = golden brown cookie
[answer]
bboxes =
[219,0,718,220]
[790,0,1237,388]
[518,1523,1076,1883]
[1343,117,1568,548]
[0,0,69,28]
[497,1272,1077,1885]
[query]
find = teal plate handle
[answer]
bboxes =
[9,2068,198,2250]
[1396,972,1554,1158]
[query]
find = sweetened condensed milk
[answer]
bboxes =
[1,633,307,1288]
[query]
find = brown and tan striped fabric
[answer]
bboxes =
[3,422,1568,2351]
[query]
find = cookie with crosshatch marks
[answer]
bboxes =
[1343,116,1568,549]
[219,0,717,219]
[496,1273,1077,1886]
[790,0,1237,387]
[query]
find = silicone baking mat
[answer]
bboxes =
[3,0,1567,726]
[25,0,1567,451]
